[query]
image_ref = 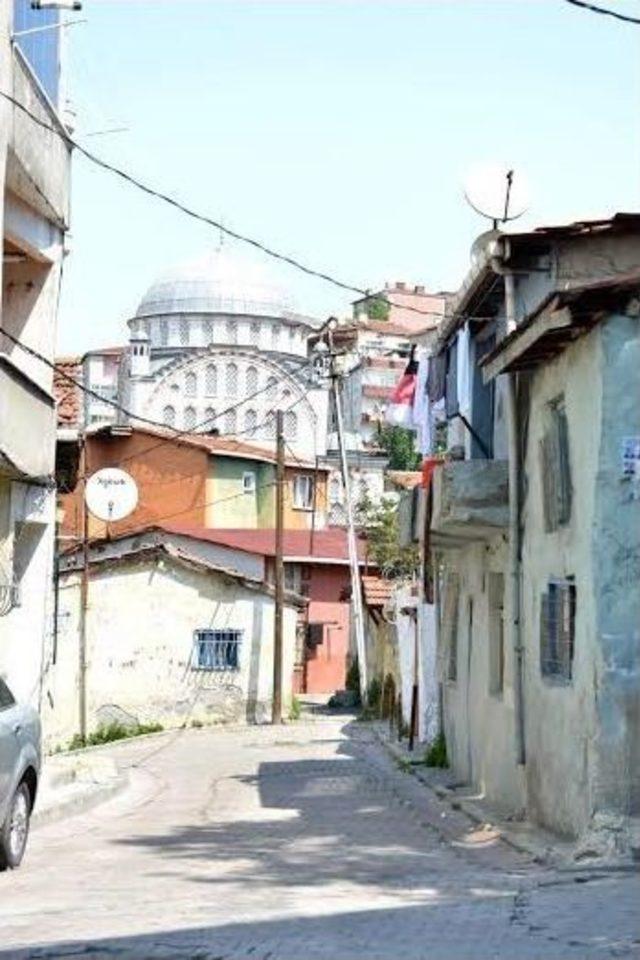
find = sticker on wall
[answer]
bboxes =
[621,437,640,481]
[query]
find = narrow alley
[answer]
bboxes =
[1,718,637,960]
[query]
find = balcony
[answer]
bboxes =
[430,460,509,548]
[0,355,55,479]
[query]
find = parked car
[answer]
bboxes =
[0,678,41,870]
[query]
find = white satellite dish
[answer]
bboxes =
[85,468,138,522]
[464,162,530,227]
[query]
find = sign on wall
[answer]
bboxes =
[85,469,139,522]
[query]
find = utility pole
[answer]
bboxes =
[328,330,368,705]
[78,436,89,743]
[272,409,285,724]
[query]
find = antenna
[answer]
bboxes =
[463,162,530,230]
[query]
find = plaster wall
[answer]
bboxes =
[46,557,297,748]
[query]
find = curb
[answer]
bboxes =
[32,771,128,830]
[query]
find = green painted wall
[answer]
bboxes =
[209,457,275,528]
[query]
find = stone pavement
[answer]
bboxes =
[0,719,638,959]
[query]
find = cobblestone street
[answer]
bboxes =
[0,719,638,959]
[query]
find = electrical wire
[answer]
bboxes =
[562,0,640,24]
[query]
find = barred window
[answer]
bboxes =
[226,319,237,344]
[284,410,298,440]
[488,573,505,696]
[264,411,276,440]
[204,406,216,428]
[250,322,260,346]
[185,371,197,397]
[184,406,197,431]
[226,363,238,398]
[443,573,460,683]
[192,629,242,671]
[205,364,217,397]
[266,376,278,401]
[179,319,189,346]
[246,366,258,395]
[163,405,176,427]
[244,409,257,436]
[540,578,576,682]
[224,408,237,435]
[540,397,572,532]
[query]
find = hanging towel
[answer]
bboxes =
[385,347,418,428]
[456,324,471,421]
[411,350,430,434]
[427,351,446,403]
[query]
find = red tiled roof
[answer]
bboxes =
[362,574,394,609]
[386,471,422,490]
[54,356,83,427]
[162,524,369,563]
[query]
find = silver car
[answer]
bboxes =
[0,677,41,870]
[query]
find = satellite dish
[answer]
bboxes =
[464,162,530,227]
[85,468,138,522]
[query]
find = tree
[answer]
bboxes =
[356,492,419,581]
[364,296,390,322]
[377,424,421,470]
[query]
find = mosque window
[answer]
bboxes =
[244,409,257,436]
[204,320,214,345]
[271,324,281,348]
[185,371,197,397]
[250,322,260,346]
[184,406,197,431]
[226,319,237,345]
[266,376,277,401]
[179,319,190,346]
[204,407,216,428]
[224,409,237,435]
[284,410,298,441]
[160,322,169,347]
[205,364,217,397]
[226,363,238,397]
[288,326,296,342]
[264,411,276,440]
[163,405,176,428]
[246,366,258,395]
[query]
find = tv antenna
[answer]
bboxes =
[463,162,530,230]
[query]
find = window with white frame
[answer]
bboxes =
[185,371,197,397]
[244,409,257,436]
[226,319,237,344]
[250,322,260,346]
[204,406,216,428]
[160,323,169,347]
[179,319,189,346]
[205,364,217,397]
[293,474,314,510]
[163,405,176,427]
[243,472,256,494]
[226,362,238,397]
[192,629,242,671]
[204,320,214,345]
[246,366,258,395]
[184,406,197,431]
[266,376,277,401]
[271,323,281,348]
[264,411,276,440]
[284,410,298,440]
[224,409,237,435]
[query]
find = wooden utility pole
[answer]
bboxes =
[272,409,285,724]
[78,438,89,743]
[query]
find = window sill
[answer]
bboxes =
[292,505,313,512]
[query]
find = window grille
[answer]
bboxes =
[185,371,197,397]
[243,472,256,494]
[246,366,258,395]
[205,364,217,397]
[284,410,298,440]
[224,409,237,435]
[264,411,276,440]
[540,397,572,532]
[204,407,216,428]
[226,320,237,344]
[293,475,314,510]
[266,376,277,401]
[250,322,260,346]
[179,319,189,346]
[444,573,460,682]
[540,578,576,682]
[244,409,257,436]
[163,405,176,427]
[488,572,505,696]
[226,363,238,398]
[184,406,197,431]
[192,629,242,671]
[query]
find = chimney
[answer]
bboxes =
[396,282,406,291]
[415,285,425,295]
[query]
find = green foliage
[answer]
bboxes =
[288,696,302,721]
[377,424,421,471]
[345,659,361,702]
[364,296,390,321]
[67,720,164,751]
[424,732,448,768]
[367,676,382,713]
[356,493,419,580]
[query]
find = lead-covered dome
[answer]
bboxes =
[135,249,295,319]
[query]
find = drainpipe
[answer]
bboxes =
[490,242,526,766]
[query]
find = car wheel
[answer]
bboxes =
[0,782,31,871]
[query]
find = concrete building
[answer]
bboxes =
[429,215,640,850]
[0,0,71,704]
[48,528,303,748]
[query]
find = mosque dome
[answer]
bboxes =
[135,249,295,320]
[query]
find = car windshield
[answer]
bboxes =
[0,679,15,710]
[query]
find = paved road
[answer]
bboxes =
[0,719,638,959]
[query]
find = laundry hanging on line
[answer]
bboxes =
[384,346,419,428]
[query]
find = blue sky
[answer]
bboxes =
[58,0,640,353]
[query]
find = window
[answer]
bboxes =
[204,320,214,345]
[224,409,237,435]
[244,409,257,436]
[246,366,258,395]
[204,407,216,428]
[13,1,60,106]
[266,376,278,401]
[329,477,342,503]
[271,323,281,348]
[540,578,576,682]
[226,363,238,398]
[0,677,15,710]
[540,397,572,532]
[288,325,296,343]
[179,319,189,346]
[250,322,260,346]
[264,411,276,440]
[226,319,237,344]
[163,405,176,427]
[300,564,311,598]
[185,371,197,397]
[243,472,256,494]
[293,475,314,510]
[205,364,217,397]
[184,406,197,431]
[488,573,505,696]
[160,323,169,347]
[444,573,460,682]
[192,630,242,671]
[284,410,298,440]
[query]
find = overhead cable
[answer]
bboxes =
[563,0,640,24]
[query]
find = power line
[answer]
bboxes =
[562,0,640,24]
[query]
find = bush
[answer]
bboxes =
[367,676,382,713]
[424,732,448,768]
[67,720,164,751]
[345,659,361,705]
[289,696,302,721]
